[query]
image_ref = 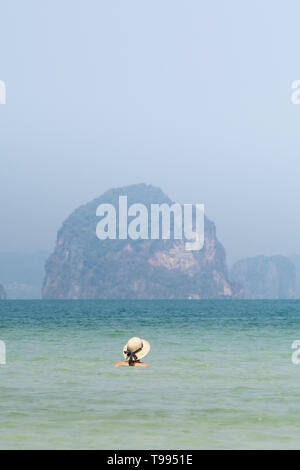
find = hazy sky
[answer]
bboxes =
[0,0,300,264]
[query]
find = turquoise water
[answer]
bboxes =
[0,300,300,449]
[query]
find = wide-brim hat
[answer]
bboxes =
[123,337,151,361]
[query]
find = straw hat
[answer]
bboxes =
[123,337,151,362]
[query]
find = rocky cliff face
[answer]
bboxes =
[230,255,296,299]
[0,284,7,300]
[42,184,238,299]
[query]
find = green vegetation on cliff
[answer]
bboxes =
[43,184,236,299]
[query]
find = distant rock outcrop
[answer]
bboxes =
[43,184,237,299]
[0,251,49,299]
[0,284,7,300]
[230,255,296,299]
[288,254,300,299]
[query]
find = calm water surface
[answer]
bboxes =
[0,300,299,449]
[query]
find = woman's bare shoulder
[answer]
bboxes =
[133,362,150,367]
[114,361,150,367]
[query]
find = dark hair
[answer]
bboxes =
[124,344,143,366]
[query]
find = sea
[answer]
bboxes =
[0,299,300,450]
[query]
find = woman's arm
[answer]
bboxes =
[114,361,150,367]
[133,362,150,367]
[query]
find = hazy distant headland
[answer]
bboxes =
[0,251,49,299]
[288,254,300,299]
[0,284,6,300]
[230,255,296,299]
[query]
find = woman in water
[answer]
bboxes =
[114,336,151,367]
